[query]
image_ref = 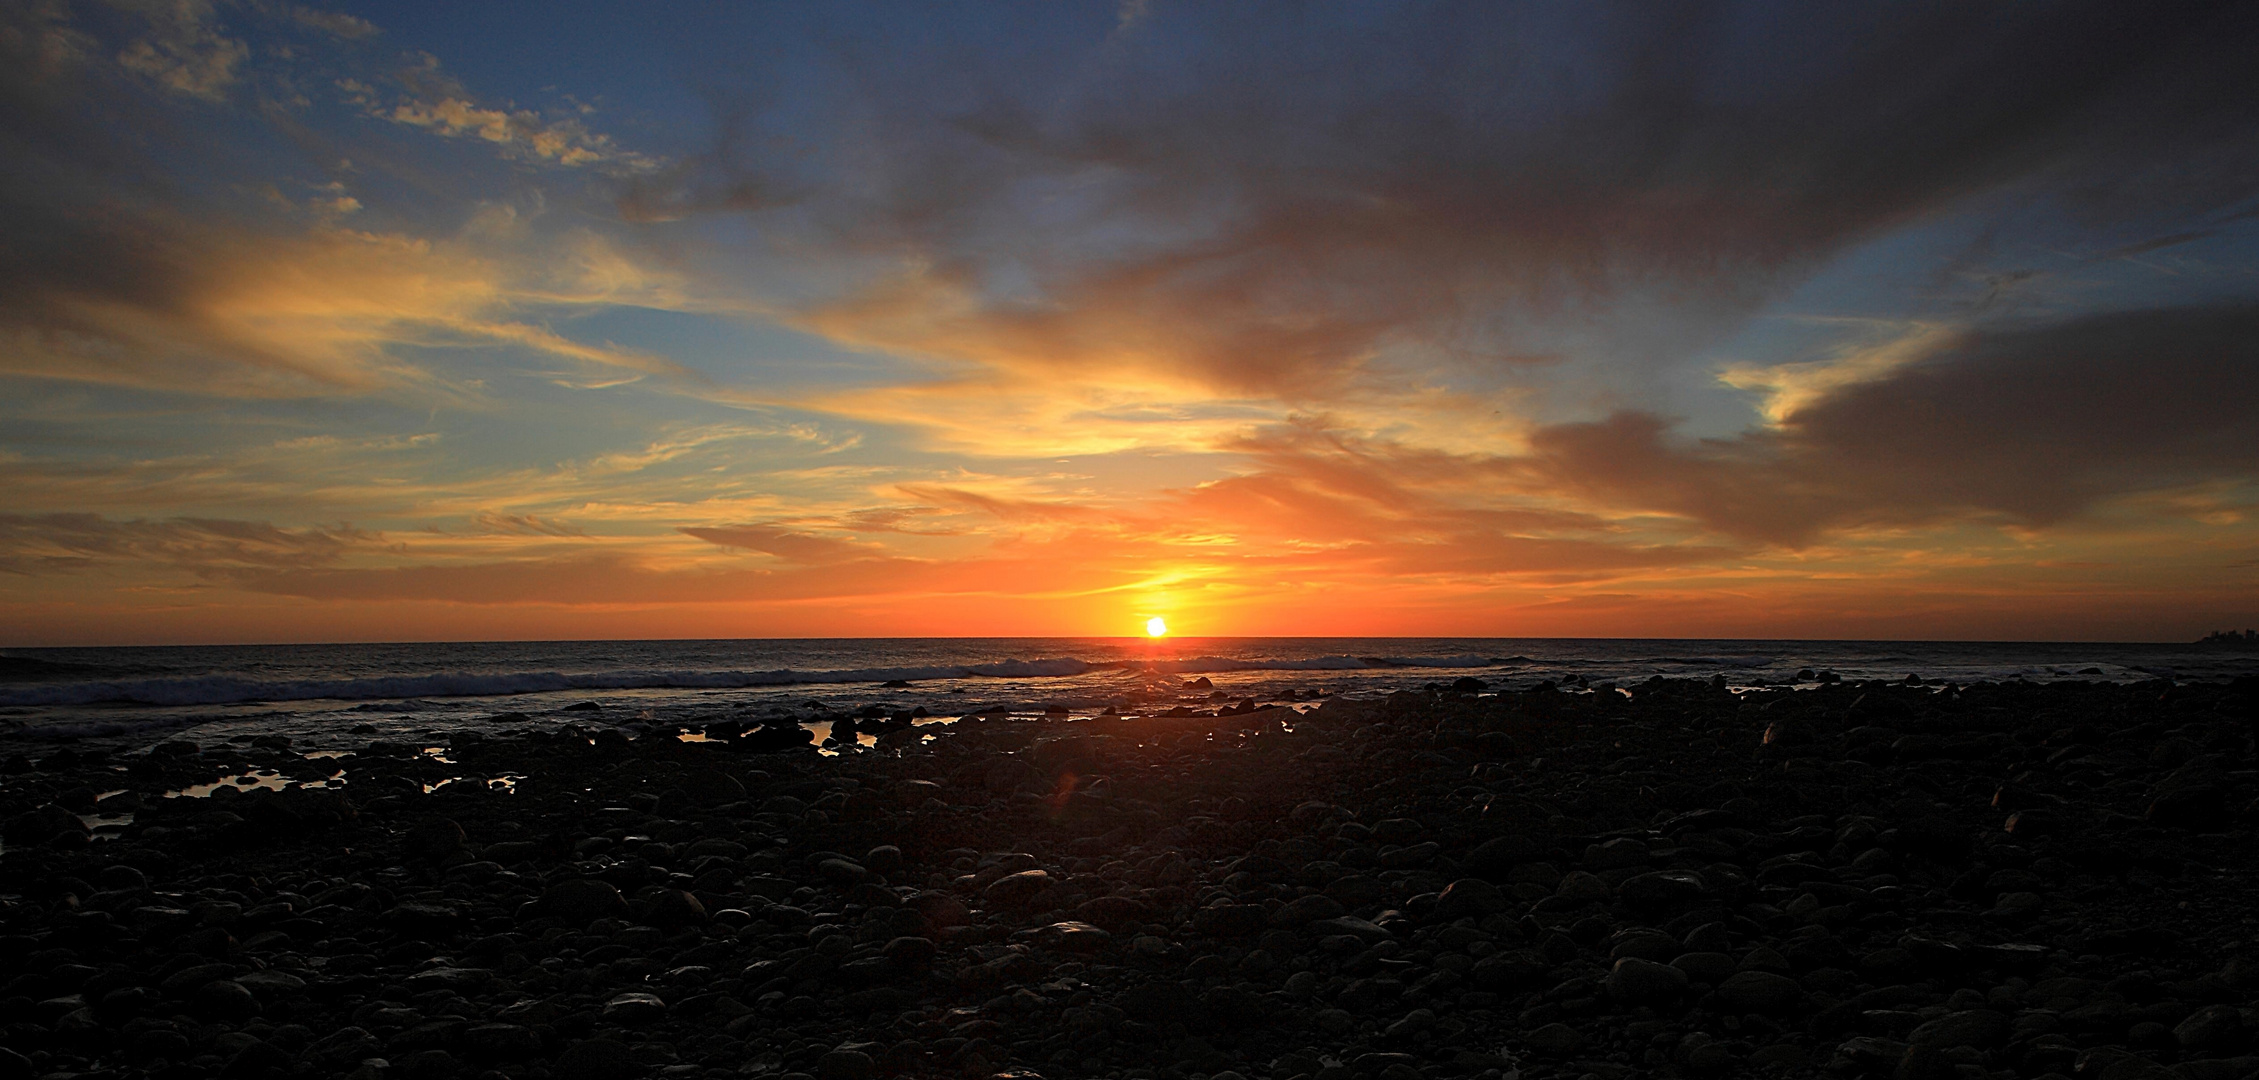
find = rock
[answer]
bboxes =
[2148,785,2226,828]
[883,936,938,968]
[1193,903,1266,937]
[1713,970,1802,1015]
[222,1040,293,1077]
[459,1023,541,1062]
[382,901,466,938]
[817,859,870,887]
[1738,945,1791,973]
[1555,871,1611,904]
[398,1050,461,1080]
[672,769,745,806]
[1472,950,1549,992]
[195,979,259,1021]
[2,803,86,846]
[911,891,971,928]
[544,879,629,921]
[99,864,149,890]
[1307,916,1394,943]
[1671,951,1737,985]
[2176,1004,2248,1051]
[1829,1037,1910,1075]
[305,1027,382,1064]
[984,759,1043,794]
[1377,841,1440,868]
[1432,877,1508,919]
[1463,834,1546,879]
[1326,874,1388,907]
[1618,870,1705,914]
[864,845,905,876]
[1374,818,1424,845]
[554,1038,640,1080]
[983,869,1051,907]
[818,1049,875,1080]
[1075,894,1149,930]
[1119,982,1189,1023]
[1607,956,1690,1004]
[235,969,307,999]
[1525,1022,1586,1056]
[643,888,707,927]
[1906,1009,2010,1049]
[2003,809,2059,837]
[1253,891,1336,926]
[1584,837,1648,870]
[602,992,667,1024]
[404,818,466,861]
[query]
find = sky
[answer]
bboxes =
[3,0,2258,645]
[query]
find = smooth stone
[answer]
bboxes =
[543,879,629,921]
[1607,957,1689,1004]
[1907,1009,2011,1049]
[554,1039,640,1080]
[1525,1022,1586,1055]
[1432,877,1509,919]
[1713,970,1803,1015]
[601,992,667,1023]
[1555,871,1611,904]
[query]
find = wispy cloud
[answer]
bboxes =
[0,513,371,576]
[339,53,660,173]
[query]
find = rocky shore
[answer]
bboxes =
[4,676,2258,1080]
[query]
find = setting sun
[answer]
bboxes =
[1145,616,1168,637]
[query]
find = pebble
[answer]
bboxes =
[4,676,2255,1080]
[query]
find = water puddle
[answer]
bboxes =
[163,769,337,799]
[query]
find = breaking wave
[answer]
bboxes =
[0,651,1514,708]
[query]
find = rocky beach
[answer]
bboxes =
[4,675,2259,1080]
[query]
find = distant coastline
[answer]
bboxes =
[2196,629,2259,650]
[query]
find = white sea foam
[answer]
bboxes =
[0,651,1510,708]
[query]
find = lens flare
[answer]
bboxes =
[1146,616,1168,637]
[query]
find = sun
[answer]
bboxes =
[1145,616,1168,637]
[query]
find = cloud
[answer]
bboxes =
[653,2,2259,395]
[680,524,882,563]
[342,54,660,173]
[472,513,585,538]
[0,2,700,400]
[0,513,370,575]
[0,211,694,397]
[1529,303,2259,543]
[272,4,377,41]
[113,0,248,101]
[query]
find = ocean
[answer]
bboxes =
[1,637,2250,754]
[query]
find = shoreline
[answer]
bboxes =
[3,677,2258,1080]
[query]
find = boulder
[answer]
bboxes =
[1525,1022,1585,1056]
[1618,870,1705,914]
[1555,871,1611,904]
[1432,878,1508,919]
[1607,957,1689,1004]
[554,1039,639,1080]
[1712,970,1802,1015]
[1907,1009,2010,1049]
[543,879,629,922]
[983,869,1052,907]
[601,992,666,1024]
[1270,894,1347,925]
[1463,834,1546,880]
[2176,1004,2248,1052]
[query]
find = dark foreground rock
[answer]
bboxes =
[3,676,2259,1080]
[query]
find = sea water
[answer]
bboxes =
[1,637,2250,752]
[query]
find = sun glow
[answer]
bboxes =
[1145,616,1168,637]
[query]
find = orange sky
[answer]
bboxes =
[2,2,2256,645]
